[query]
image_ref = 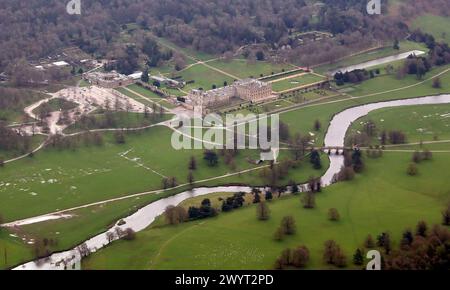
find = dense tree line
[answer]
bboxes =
[0,88,44,122]
[0,125,32,155]
[1,0,433,76]
[188,198,218,220]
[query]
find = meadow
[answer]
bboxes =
[0,125,270,222]
[82,150,450,270]
[178,64,235,92]
[207,59,294,80]
[0,124,328,269]
[347,103,450,145]
[271,74,326,93]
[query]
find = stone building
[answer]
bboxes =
[82,71,134,88]
[187,78,273,115]
[234,78,273,102]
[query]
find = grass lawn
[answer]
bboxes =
[82,151,450,270]
[261,70,307,82]
[116,87,177,110]
[125,84,178,109]
[207,60,293,80]
[347,103,450,145]
[344,63,450,97]
[388,141,450,151]
[0,126,259,222]
[271,74,326,92]
[0,230,33,270]
[152,36,216,62]
[412,14,450,45]
[0,149,328,269]
[0,122,329,224]
[126,84,164,99]
[178,65,235,91]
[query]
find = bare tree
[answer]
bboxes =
[77,243,90,258]
[256,201,270,221]
[164,206,188,225]
[106,232,116,243]
[280,216,296,235]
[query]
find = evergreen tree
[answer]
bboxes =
[400,229,414,248]
[203,150,218,167]
[141,68,150,83]
[253,191,261,204]
[310,150,322,169]
[353,248,364,266]
[416,220,428,237]
[393,38,400,50]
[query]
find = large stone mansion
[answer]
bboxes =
[188,78,273,115]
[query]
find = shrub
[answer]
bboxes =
[273,227,285,241]
[407,163,418,176]
[364,235,375,248]
[291,246,310,268]
[328,208,340,221]
[122,228,136,241]
[280,216,296,235]
[302,192,316,209]
[256,202,270,221]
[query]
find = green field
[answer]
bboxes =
[339,63,450,97]
[412,14,450,45]
[152,36,216,62]
[178,65,235,92]
[0,123,328,269]
[82,151,450,269]
[0,230,33,269]
[347,104,450,145]
[115,88,176,111]
[121,84,178,109]
[0,126,271,222]
[271,74,326,92]
[207,60,293,80]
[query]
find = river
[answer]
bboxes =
[328,50,425,76]
[14,94,450,270]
